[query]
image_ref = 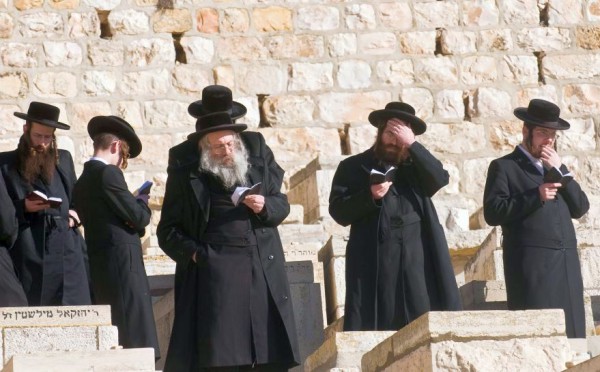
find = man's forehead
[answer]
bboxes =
[205,130,235,143]
[29,122,55,134]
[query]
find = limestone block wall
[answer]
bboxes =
[2,1,600,256]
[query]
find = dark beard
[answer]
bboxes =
[17,135,57,185]
[374,139,404,165]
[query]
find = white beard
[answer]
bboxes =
[199,139,249,189]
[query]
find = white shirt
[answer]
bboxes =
[89,156,109,165]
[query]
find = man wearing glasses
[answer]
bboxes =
[483,98,590,339]
[158,111,299,371]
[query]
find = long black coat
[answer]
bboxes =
[329,143,462,331]
[0,149,91,306]
[483,147,589,338]
[0,175,27,306]
[158,132,300,370]
[73,160,160,358]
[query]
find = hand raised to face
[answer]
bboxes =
[386,118,415,147]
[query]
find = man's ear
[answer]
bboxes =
[23,123,29,134]
[110,140,119,154]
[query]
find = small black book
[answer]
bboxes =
[543,167,573,187]
[370,167,396,185]
[27,190,62,208]
[231,182,262,206]
[133,181,153,197]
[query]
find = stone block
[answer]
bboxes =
[107,9,149,35]
[434,90,464,120]
[125,37,175,67]
[267,35,324,60]
[515,27,571,51]
[501,0,540,25]
[478,29,513,51]
[172,65,212,95]
[290,283,324,363]
[49,0,79,10]
[501,54,538,84]
[97,325,119,350]
[361,310,569,372]
[18,13,63,38]
[324,316,344,339]
[344,4,376,30]
[297,6,339,31]
[87,39,124,66]
[463,227,502,282]
[378,3,412,31]
[577,26,600,49]
[82,70,116,96]
[375,59,414,86]
[0,72,28,99]
[460,280,507,310]
[317,91,390,125]
[328,33,357,57]
[153,290,174,371]
[2,348,155,372]
[289,62,334,92]
[319,237,347,323]
[419,122,486,155]
[440,30,477,55]
[0,306,111,327]
[0,14,13,38]
[400,88,433,120]
[67,12,99,38]
[151,9,192,33]
[119,69,170,96]
[305,331,395,372]
[338,60,371,89]
[284,242,323,264]
[548,0,584,25]
[283,204,304,225]
[461,56,497,85]
[262,95,316,127]
[285,260,315,284]
[469,87,512,118]
[218,36,269,62]
[413,1,459,28]
[398,31,436,55]
[562,84,600,115]
[238,63,287,95]
[346,125,377,155]
[414,57,458,85]
[196,8,219,33]
[253,7,292,32]
[0,43,38,68]
[220,8,248,33]
[462,0,499,26]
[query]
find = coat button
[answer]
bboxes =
[262,229,266,233]
[268,255,274,260]
[283,296,288,300]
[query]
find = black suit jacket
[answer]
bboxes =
[73,160,159,357]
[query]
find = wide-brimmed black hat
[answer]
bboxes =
[14,102,70,130]
[514,99,570,130]
[188,85,247,120]
[187,111,247,143]
[368,102,427,135]
[88,116,142,158]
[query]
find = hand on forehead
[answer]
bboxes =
[387,117,410,128]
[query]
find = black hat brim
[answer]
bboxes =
[368,110,427,135]
[187,123,248,143]
[187,101,247,120]
[14,112,70,130]
[88,117,143,159]
[513,108,570,130]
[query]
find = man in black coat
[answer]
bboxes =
[329,102,461,332]
[0,175,28,307]
[73,116,160,358]
[157,111,300,371]
[0,102,91,306]
[483,99,589,338]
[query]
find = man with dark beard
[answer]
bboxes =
[0,102,91,306]
[329,101,461,332]
[484,99,589,339]
[157,112,300,371]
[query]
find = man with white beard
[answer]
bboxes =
[157,112,300,371]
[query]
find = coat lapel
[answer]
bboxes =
[511,147,544,185]
[189,169,210,223]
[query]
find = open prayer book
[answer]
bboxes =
[543,167,573,187]
[231,182,262,206]
[370,167,396,185]
[133,180,153,197]
[27,190,62,208]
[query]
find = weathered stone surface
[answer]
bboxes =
[317,91,390,125]
[97,325,119,350]
[1,43,38,68]
[440,30,477,55]
[297,6,339,31]
[328,33,357,57]
[414,57,458,84]
[172,65,212,96]
[401,88,433,120]
[283,204,304,225]
[501,55,538,84]
[152,9,192,33]
[220,8,248,33]
[18,13,64,38]
[419,122,487,155]
[119,69,171,96]
[376,59,414,86]
[346,125,376,155]
[344,4,376,30]
[463,227,503,283]
[319,237,347,323]
[179,36,214,64]
[290,283,324,362]
[82,70,116,96]
[83,0,119,10]
[125,38,174,67]
[434,90,464,120]
[196,8,219,33]
[548,0,584,25]
[116,101,144,129]
[337,60,371,89]
[478,29,513,52]
[48,0,79,9]
[43,41,83,67]
[378,3,412,31]
[267,35,324,59]
[577,26,600,49]
[33,72,77,98]
[14,0,43,10]
[142,100,193,130]
[4,327,98,362]
[562,84,600,115]
[0,105,23,136]
[515,85,558,106]
[237,63,286,95]
[69,101,111,134]
[253,7,292,32]
[461,56,497,85]
[0,72,28,99]
[357,32,396,55]
[461,157,496,194]
[398,31,436,55]
[468,87,512,118]
[515,27,572,51]
[413,1,459,28]
[0,306,111,327]
[544,54,600,80]
[67,12,99,38]
[559,117,596,152]
[501,0,540,25]
[487,119,522,151]
[0,13,13,38]
[108,9,149,35]
[262,95,315,127]
[87,39,124,66]
[463,0,499,26]
[218,36,268,62]
[289,62,333,92]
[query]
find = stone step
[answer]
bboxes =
[1,348,156,372]
[460,280,507,311]
[304,331,395,372]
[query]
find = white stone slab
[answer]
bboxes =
[285,260,315,284]
[0,306,111,327]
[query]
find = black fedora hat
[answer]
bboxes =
[368,102,427,135]
[514,99,570,130]
[187,111,247,143]
[188,85,247,120]
[88,116,143,159]
[14,101,70,130]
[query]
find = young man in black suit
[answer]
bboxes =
[483,99,590,338]
[73,116,159,358]
[0,102,91,306]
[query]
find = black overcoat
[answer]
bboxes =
[157,132,300,370]
[0,149,90,306]
[0,174,27,306]
[483,147,589,338]
[73,160,160,357]
[329,143,462,331]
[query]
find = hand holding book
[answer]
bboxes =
[370,167,396,185]
[25,190,62,211]
[231,182,262,207]
[543,167,573,187]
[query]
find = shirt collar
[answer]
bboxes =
[89,156,109,165]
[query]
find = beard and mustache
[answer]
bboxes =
[199,136,249,190]
[16,133,57,185]
[374,140,409,165]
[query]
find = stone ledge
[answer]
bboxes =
[0,306,111,327]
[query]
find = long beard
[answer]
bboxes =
[17,135,57,185]
[200,145,249,189]
[374,139,407,165]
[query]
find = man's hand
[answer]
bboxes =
[387,118,415,147]
[24,197,50,213]
[136,194,149,205]
[68,209,81,228]
[371,181,392,200]
[192,252,197,263]
[540,146,561,169]
[242,194,265,214]
[539,182,562,201]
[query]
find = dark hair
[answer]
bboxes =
[92,133,130,169]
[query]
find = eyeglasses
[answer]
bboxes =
[533,128,559,140]
[209,140,235,154]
